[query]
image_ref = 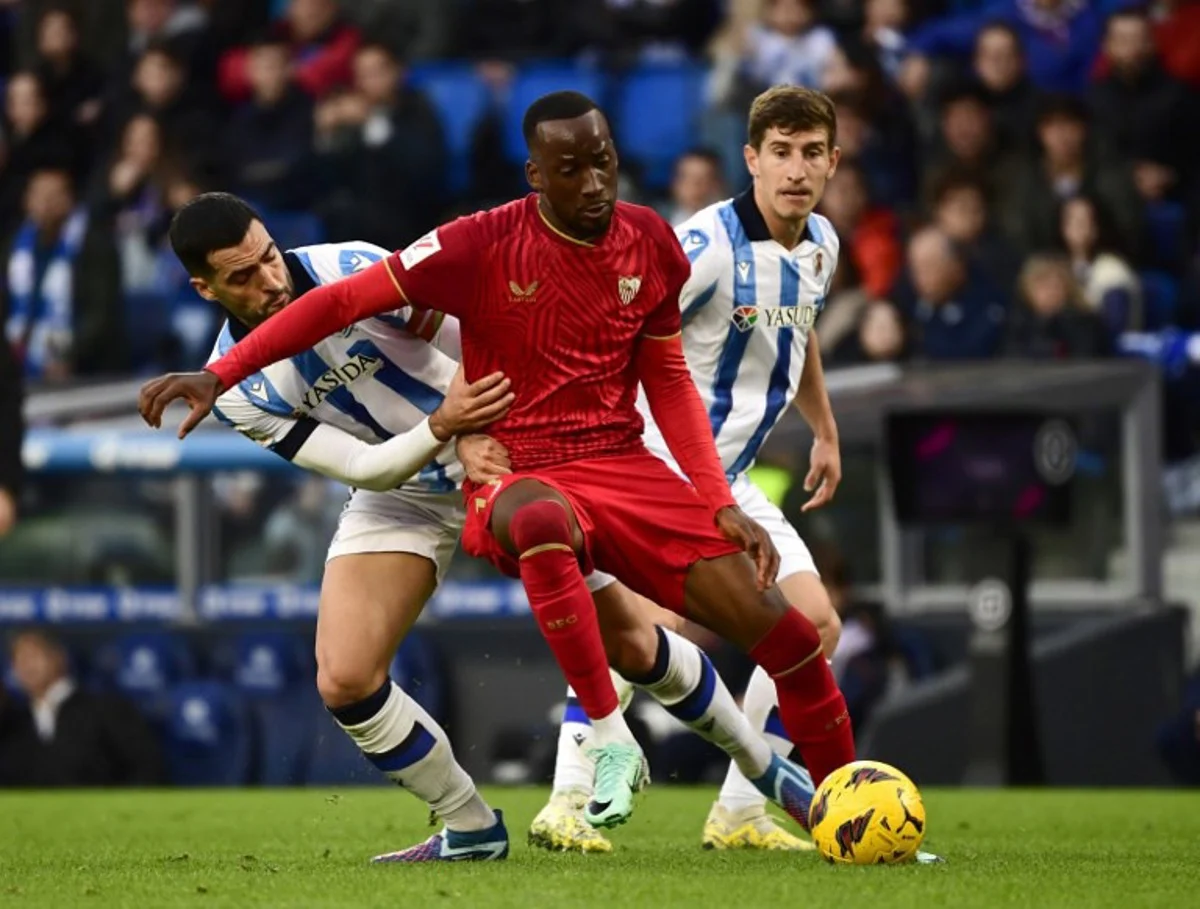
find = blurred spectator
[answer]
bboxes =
[0,71,77,233]
[103,0,214,105]
[219,0,360,103]
[89,114,170,297]
[818,159,901,300]
[861,0,909,80]
[921,85,1017,210]
[459,0,562,61]
[971,22,1038,154]
[122,43,220,174]
[0,629,163,787]
[902,0,1121,97]
[1146,0,1200,89]
[223,34,316,212]
[659,148,726,227]
[928,169,1019,294]
[998,95,1143,259]
[31,6,105,131]
[1059,194,1142,333]
[0,334,20,538]
[564,0,723,65]
[896,226,1007,361]
[315,43,446,249]
[13,1,128,72]
[742,0,838,91]
[833,299,909,365]
[1090,9,1198,210]
[355,0,450,63]
[1004,253,1112,359]
[815,255,871,356]
[831,91,915,211]
[2,168,124,381]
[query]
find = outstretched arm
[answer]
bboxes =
[794,329,841,511]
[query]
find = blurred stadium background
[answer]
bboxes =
[1,0,1200,792]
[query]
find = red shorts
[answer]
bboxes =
[462,451,741,613]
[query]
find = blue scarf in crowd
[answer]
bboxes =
[4,209,88,378]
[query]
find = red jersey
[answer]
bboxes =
[206,194,735,513]
[385,195,688,470]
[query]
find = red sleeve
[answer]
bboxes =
[636,335,736,515]
[206,218,481,391]
[642,214,691,338]
[292,26,361,98]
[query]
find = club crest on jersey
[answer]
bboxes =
[508,280,538,301]
[732,306,758,332]
[618,275,642,305]
[815,250,824,278]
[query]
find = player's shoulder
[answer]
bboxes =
[616,201,685,254]
[290,241,392,285]
[456,196,533,243]
[674,201,735,264]
[805,212,840,258]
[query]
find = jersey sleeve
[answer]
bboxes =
[385,216,484,319]
[212,388,317,462]
[675,217,725,317]
[642,218,692,339]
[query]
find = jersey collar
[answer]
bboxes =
[227,250,313,342]
[732,188,817,246]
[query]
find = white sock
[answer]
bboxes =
[717,665,790,813]
[633,628,772,781]
[552,670,636,796]
[332,680,496,832]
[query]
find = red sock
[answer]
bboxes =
[750,608,855,785]
[511,501,617,719]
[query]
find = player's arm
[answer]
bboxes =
[217,367,512,491]
[634,232,779,588]
[139,220,483,437]
[406,307,462,361]
[794,328,841,511]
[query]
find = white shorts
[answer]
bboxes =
[583,470,817,594]
[326,486,465,584]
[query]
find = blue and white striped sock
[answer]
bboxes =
[631,627,772,780]
[330,680,496,832]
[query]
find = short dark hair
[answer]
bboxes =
[976,20,1023,50]
[169,192,262,277]
[522,91,600,148]
[1036,93,1088,127]
[747,85,838,149]
[676,147,722,171]
[928,168,989,209]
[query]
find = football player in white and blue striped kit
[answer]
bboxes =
[156,192,823,861]
[533,85,855,853]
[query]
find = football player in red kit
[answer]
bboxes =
[140,92,855,830]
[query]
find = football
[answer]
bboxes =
[808,760,927,865]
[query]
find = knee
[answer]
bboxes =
[316,652,389,710]
[509,499,573,553]
[603,623,660,678]
[798,594,842,657]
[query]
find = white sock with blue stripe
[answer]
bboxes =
[631,627,772,781]
[331,679,496,833]
[717,665,791,812]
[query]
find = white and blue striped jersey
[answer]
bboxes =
[640,190,839,480]
[208,241,462,492]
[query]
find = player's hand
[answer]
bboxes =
[455,434,511,484]
[715,506,780,591]
[138,370,224,439]
[801,436,841,512]
[429,367,514,442]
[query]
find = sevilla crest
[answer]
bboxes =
[618,275,642,305]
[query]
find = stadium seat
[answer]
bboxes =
[1140,271,1182,330]
[259,209,325,252]
[303,709,385,786]
[221,632,316,786]
[612,64,708,190]
[502,64,608,163]
[162,680,254,786]
[390,631,447,723]
[95,633,196,716]
[1145,200,1188,270]
[408,63,492,194]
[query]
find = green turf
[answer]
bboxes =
[0,788,1196,908]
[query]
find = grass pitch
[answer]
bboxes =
[1,788,1197,908]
